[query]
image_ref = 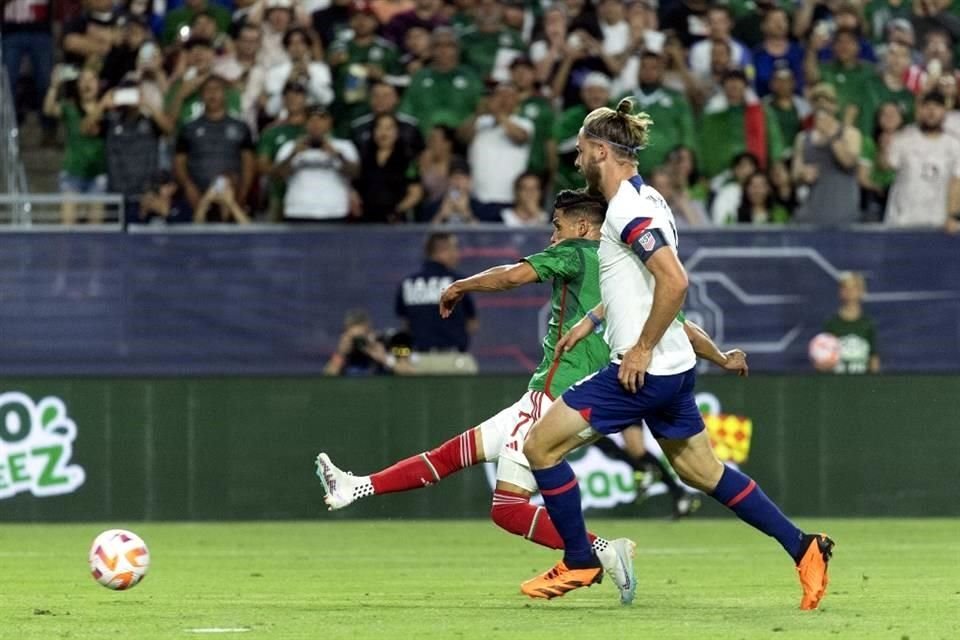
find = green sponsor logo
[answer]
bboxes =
[0,392,85,499]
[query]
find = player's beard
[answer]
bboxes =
[582,157,603,196]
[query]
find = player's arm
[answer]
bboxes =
[683,320,748,376]
[555,302,605,354]
[619,232,688,393]
[439,262,539,318]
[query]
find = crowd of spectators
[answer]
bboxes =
[5,0,960,229]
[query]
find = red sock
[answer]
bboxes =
[370,429,479,494]
[490,489,597,549]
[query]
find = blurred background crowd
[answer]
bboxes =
[4,0,960,228]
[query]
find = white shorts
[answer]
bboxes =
[477,390,553,494]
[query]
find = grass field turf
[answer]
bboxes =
[3,519,957,639]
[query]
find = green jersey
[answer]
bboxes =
[817,61,876,127]
[400,66,484,136]
[459,27,526,80]
[61,102,106,179]
[824,314,877,375]
[519,95,555,175]
[698,103,785,179]
[524,239,609,398]
[258,122,305,211]
[329,36,402,135]
[165,79,242,129]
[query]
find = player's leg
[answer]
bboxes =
[314,393,532,510]
[621,425,700,518]
[490,461,637,605]
[652,369,833,609]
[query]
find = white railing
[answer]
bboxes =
[0,194,125,226]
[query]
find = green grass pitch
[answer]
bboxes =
[3,519,957,639]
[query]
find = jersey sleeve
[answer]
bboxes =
[523,242,582,282]
[608,188,675,263]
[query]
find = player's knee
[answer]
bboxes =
[522,435,549,467]
[674,458,723,492]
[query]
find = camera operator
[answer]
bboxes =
[324,309,414,376]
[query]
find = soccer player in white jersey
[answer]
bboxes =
[518,98,835,610]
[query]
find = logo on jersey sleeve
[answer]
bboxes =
[619,217,653,245]
[639,231,656,252]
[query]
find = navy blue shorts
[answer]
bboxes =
[562,364,704,440]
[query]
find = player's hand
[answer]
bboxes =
[722,349,749,377]
[555,317,592,354]
[618,346,652,394]
[439,282,464,318]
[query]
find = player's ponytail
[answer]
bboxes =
[582,97,654,160]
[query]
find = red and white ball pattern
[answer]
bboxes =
[808,332,841,369]
[88,529,150,590]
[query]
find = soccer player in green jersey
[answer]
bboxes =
[315,190,747,604]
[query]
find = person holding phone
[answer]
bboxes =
[43,66,108,224]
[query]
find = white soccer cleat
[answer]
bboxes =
[597,537,637,605]
[314,453,359,511]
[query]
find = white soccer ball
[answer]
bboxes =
[88,529,150,590]
[808,332,841,369]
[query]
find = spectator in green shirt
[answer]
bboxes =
[763,66,811,145]
[699,69,786,180]
[328,0,403,136]
[161,0,231,48]
[618,51,698,177]
[43,66,108,224]
[554,72,612,193]
[259,81,308,221]
[862,41,915,132]
[805,27,877,128]
[815,272,880,374]
[459,0,527,82]
[399,27,484,136]
[858,101,904,222]
[510,56,556,182]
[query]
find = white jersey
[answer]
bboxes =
[885,125,960,227]
[600,177,697,376]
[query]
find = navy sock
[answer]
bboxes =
[531,462,595,567]
[711,465,805,560]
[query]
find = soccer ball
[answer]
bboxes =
[808,332,841,369]
[88,529,150,590]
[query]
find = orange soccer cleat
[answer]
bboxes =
[520,560,603,600]
[796,533,835,610]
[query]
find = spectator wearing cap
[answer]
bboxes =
[274,106,361,221]
[258,27,333,123]
[399,28,484,135]
[165,37,243,127]
[510,56,555,181]
[618,52,697,178]
[459,0,527,82]
[763,66,811,145]
[792,82,862,226]
[865,3,914,46]
[259,81,308,221]
[752,7,805,97]
[328,1,403,136]
[689,6,753,84]
[355,113,425,222]
[350,81,424,155]
[555,72,611,192]
[62,0,120,67]
[428,158,481,224]
[699,68,786,179]
[383,0,448,49]
[460,81,533,221]
[173,76,256,215]
[862,42,915,131]
[806,27,875,127]
[161,0,231,48]
[884,91,960,231]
